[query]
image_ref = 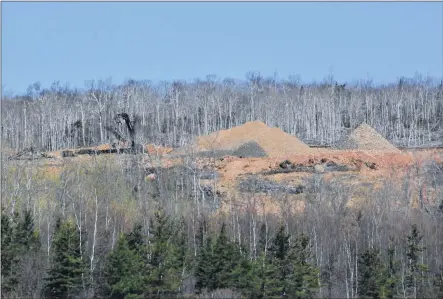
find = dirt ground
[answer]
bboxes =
[11,121,442,217]
[13,144,442,218]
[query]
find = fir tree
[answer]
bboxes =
[195,222,244,294]
[171,218,192,293]
[102,233,146,299]
[405,224,429,298]
[378,245,400,299]
[245,252,268,299]
[93,228,114,299]
[195,218,208,250]
[194,234,214,293]
[1,210,42,297]
[258,223,267,256]
[13,209,41,253]
[14,209,43,298]
[288,233,319,299]
[43,218,86,299]
[230,248,262,299]
[261,226,319,298]
[434,265,443,299]
[358,248,384,299]
[212,222,239,289]
[146,209,183,297]
[126,222,145,253]
[1,212,17,296]
[264,225,291,297]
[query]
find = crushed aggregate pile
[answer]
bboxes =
[195,121,312,158]
[232,141,267,158]
[335,123,401,153]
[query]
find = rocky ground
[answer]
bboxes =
[7,121,443,217]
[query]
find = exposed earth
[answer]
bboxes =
[9,121,443,217]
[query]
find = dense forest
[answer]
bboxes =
[1,158,443,299]
[1,73,443,298]
[2,73,443,153]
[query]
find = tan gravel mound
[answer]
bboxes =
[335,123,400,153]
[196,120,311,158]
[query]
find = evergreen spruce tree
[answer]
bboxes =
[230,247,262,298]
[261,226,319,298]
[258,223,267,256]
[195,218,207,249]
[434,265,443,299]
[194,234,214,293]
[195,222,247,295]
[1,212,17,296]
[93,228,114,299]
[249,222,269,298]
[378,245,399,299]
[126,222,145,253]
[288,233,319,299]
[161,218,190,296]
[358,248,384,299]
[146,209,183,297]
[43,218,86,299]
[13,209,41,253]
[2,210,42,297]
[405,224,429,298]
[263,225,291,297]
[171,218,192,294]
[102,233,146,299]
[246,252,268,299]
[14,209,43,298]
[212,223,239,289]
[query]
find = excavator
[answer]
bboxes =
[105,112,142,152]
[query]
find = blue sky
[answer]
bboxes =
[2,2,442,95]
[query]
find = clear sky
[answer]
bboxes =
[2,2,442,95]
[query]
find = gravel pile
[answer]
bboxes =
[238,176,304,195]
[188,141,267,158]
[334,123,401,153]
[232,141,267,158]
[196,121,311,158]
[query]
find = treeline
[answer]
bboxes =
[2,73,443,153]
[2,208,443,299]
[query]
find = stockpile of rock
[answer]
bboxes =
[195,120,311,158]
[334,123,401,153]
